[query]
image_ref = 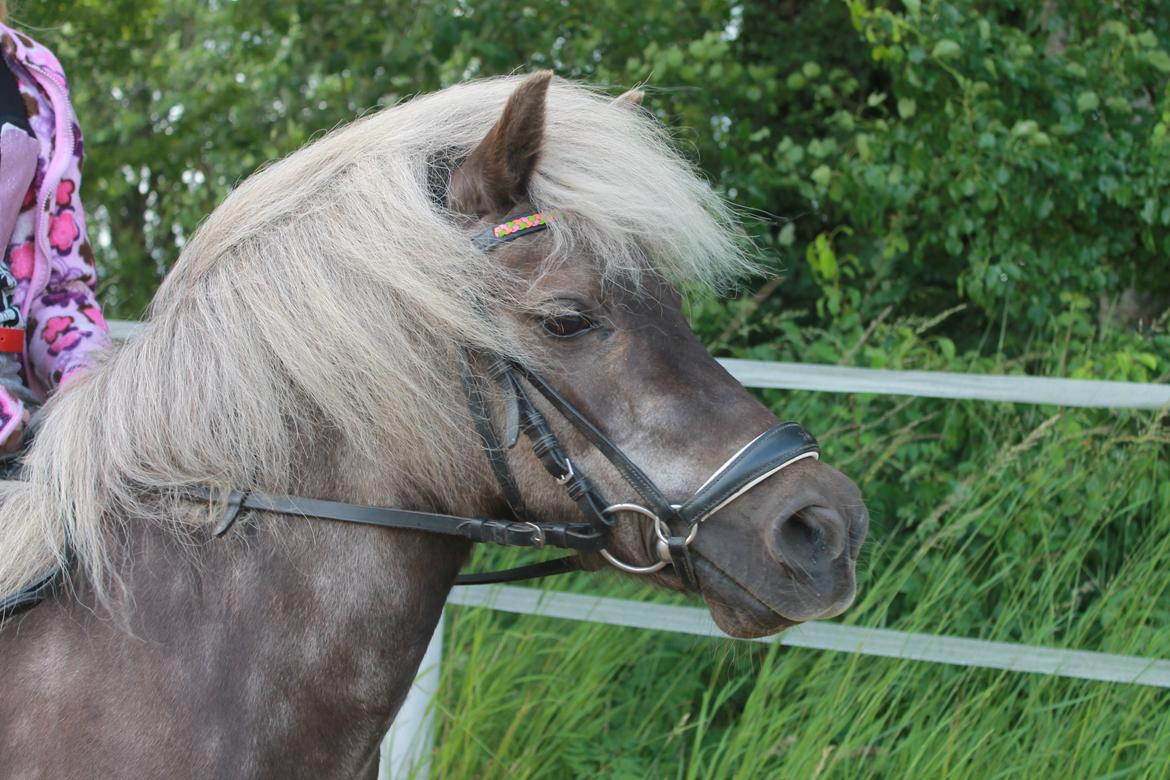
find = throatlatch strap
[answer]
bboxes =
[459,356,531,522]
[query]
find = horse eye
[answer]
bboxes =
[542,312,595,338]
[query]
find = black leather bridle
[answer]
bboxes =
[0,212,821,623]
[178,351,820,590]
[182,213,822,590]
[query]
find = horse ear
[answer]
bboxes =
[614,88,644,108]
[449,71,552,216]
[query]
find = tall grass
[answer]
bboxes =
[426,314,1170,778]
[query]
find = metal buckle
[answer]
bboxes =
[555,458,575,485]
[520,521,545,549]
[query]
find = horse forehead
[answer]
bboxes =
[497,240,603,296]
[491,234,682,314]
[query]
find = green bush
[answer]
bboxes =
[826,1,1170,327]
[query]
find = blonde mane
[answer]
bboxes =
[0,76,751,603]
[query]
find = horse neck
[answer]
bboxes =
[173,517,465,776]
[64,467,466,776]
[156,442,472,775]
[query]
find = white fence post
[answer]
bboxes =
[379,609,443,780]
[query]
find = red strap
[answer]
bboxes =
[0,327,24,353]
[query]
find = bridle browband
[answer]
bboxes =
[0,211,821,623]
[183,211,821,590]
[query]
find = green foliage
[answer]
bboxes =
[832,0,1170,326]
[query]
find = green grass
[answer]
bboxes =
[424,319,1170,779]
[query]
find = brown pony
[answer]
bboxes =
[0,73,867,778]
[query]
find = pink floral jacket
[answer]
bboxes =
[0,24,110,442]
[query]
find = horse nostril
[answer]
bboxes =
[770,505,849,570]
[778,511,820,558]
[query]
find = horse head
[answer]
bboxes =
[443,72,868,636]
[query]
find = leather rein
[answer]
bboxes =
[0,212,820,623]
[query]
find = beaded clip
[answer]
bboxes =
[472,211,559,251]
